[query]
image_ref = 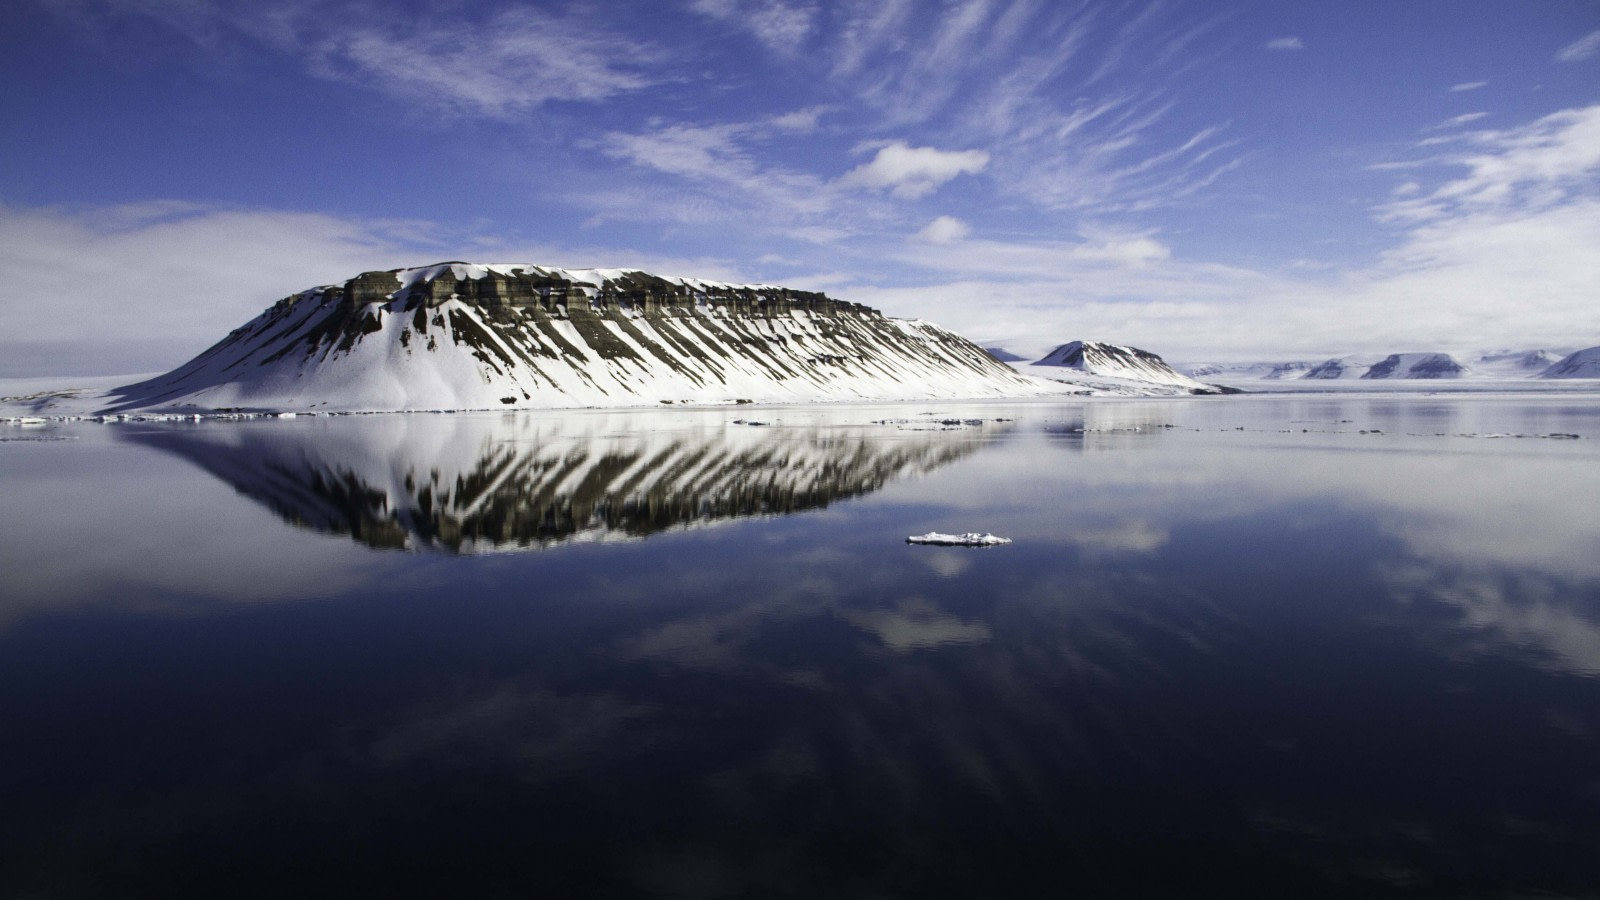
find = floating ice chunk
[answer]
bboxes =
[906,532,1012,546]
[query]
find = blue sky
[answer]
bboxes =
[3,0,1598,375]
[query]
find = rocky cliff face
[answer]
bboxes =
[104,263,1063,413]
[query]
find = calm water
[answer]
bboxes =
[3,396,1599,898]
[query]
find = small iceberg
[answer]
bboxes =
[906,532,1012,547]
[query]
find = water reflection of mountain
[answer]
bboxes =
[121,412,988,552]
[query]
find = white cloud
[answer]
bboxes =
[1432,112,1489,130]
[866,106,1600,360]
[1555,29,1600,62]
[314,9,660,117]
[1449,80,1488,92]
[596,121,834,226]
[839,143,990,199]
[1379,105,1600,224]
[913,216,970,244]
[691,0,818,51]
[0,201,429,373]
[769,106,827,132]
[1264,36,1304,51]
[42,2,662,119]
[1066,230,1172,266]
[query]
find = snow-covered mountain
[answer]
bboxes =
[1023,341,1229,394]
[1541,346,1600,378]
[102,262,1072,414]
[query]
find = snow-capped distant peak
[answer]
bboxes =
[1022,340,1225,394]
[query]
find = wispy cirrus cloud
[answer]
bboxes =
[690,0,818,52]
[1450,80,1488,92]
[40,0,665,118]
[1264,36,1304,51]
[310,9,663,117]
[1378,105,1600,224]
[1555,29,1600,62]
[591,119,840,234]
[1431,112,1489,130]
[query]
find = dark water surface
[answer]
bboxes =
[3,396,1599,898]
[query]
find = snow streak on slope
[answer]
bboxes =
[1025,340,1223,394]
[102,263,1069,413]
[122,411,989,552]
[1542,346,1600,378]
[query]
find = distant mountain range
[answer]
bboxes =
[1174,347,1597,381]
[10,265,1595,420]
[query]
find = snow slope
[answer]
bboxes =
[101,263,1076,413]
[1541,346,1600,378]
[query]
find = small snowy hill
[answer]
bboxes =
[1024,341,1228,395]
[1541,346,1600,378]
[100,262,1077,414]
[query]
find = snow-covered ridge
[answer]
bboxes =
[123,412,988,553]
[102,262,1075,413]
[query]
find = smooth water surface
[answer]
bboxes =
[3,396,1599,897]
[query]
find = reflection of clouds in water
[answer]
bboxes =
[1386,564,1600,676]
[358,682,657,778]
[0,435,387,627]
[842,597,992,651]
[1068,521,1170,554]
[914,548,973,578]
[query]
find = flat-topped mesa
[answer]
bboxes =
[105,261,1068,413]
[334,263,875,320]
